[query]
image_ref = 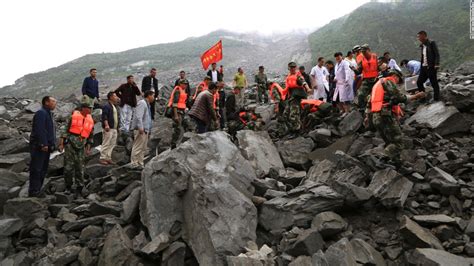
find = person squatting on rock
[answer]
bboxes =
[58,96,95,197]
[130,90,154,168]
[99,91,120,165]
[300,99,335,132]
[168,79,189,149]
[365,69,426,166]
[28,96,57,197]
[188,82,218,134]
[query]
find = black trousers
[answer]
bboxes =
[150,100,156,120]
[29,147,50,195]
[417,66,440,101]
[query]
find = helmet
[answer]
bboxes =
[81,95,94,108]
[388,69,404,84]
[288,62,297,68]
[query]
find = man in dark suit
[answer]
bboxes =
[416,30,441,101]
[207,63,223,82]
[29,96,57,197]
[141,68,158,119]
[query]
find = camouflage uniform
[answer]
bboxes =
[270,84,287,117]
[279,74,307,136]
[62,111,94,189]
[255,72,268,103]
[366,78,408,163]
[358,78,377,112]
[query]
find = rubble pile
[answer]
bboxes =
[0,63,473,265]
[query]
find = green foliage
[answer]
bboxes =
[308,0,472,70]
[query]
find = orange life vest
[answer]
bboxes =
[168,86,188,110]
[285,72,304,90]
[193,81,208,100]
[356,53,364,64]
[269,83,287,101]
[362,53,378,79]
[301,99,324,113]
[370,77,404,117]
[213,92,219,110]
[69,111,94,138]
[239,111,257,126]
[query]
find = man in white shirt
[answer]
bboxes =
[310,57,329,101]
[207,63,221,83]
[384,52,402,72]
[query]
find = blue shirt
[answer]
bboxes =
[407,60,421,75]
[30,107,56,149]
[82,76,99,99]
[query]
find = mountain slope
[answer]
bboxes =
[0,30,311,99]
[308,0,472,70]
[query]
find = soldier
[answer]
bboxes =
[300,99,334,131]
[168,79,189,149]
[58,96,95,197]
[255,66,268,104]
[279,62,311,138]
[365,69,425,166]
[354,44,379,113]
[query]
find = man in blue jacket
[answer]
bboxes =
[82,68,100,104]
[29,96,57,197]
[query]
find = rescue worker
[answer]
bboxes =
[267,81,287,116]
[279,62,311,137]
[58,96,95,197]
[192,76,211,104]
[255,66,268,104]
[365,69,425,165]
[168,79,189,149]
[354,44,379,113]
[300,99,334,131]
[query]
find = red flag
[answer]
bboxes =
[201,40,223,70]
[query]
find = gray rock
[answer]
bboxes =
[308,136,354,162]
[80,225,103,241]
[286,228,324,257]
[78,247,94,266]
[236,130,284,177]
[3,197,48,224]
[311,250,329,266]
[442,84,474,112]
[47,245,82,265]
[115,180,141,201]
[140,232,170,259]
[0,125,18,141]
[324,238,358,266]
[162,241,187,266]
[0,251,33,266]
[311,211,348,238]
[405,102,469,136]
[140,131,257,265]
[426,167,460,195]
[337,111,363,136]
[288,256,312,266]
[121,187,140,223]
[98,225,138,266]
[254,104,275,126]
[409,248,474,266]
[367,168,413,208]
[89,201,121,217]
[226,256,264,266]
[0,153,29,173]
[25,102,42,113]
[276,137,315,170]
[304,160,335,184]
[412,215,457,226]
[259,183,344,231]
[0,137,29,156]
[455,61,474,75]
[62,216,107,232]
[400,215,444,250]
[465,216,474,238]
[330,181,372,206]
[350,238,386,266]
[0,218,23,237]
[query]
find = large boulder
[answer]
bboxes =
[336,111,363,136]
[367,168,413,208]
[408,248,474,266]
[3,197,48,224]
[98,225,139,266]
[454,61,474,75]
[400,216,444,250]
[442,84,474,112]
[425,167,460,195]
[0,153,29,173]
[405,102,469,136]
[236,130,284,177]
[0,137,29,155]
[276,137,315,170]
[259,182,344,231]
[141,131,257,265]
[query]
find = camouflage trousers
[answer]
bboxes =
[371,113,403,162]
[64,143,85,188]
[257,84,268,103]
[283,97,303,133]
[357,78,377,112]
[227,120,246,136]
[171,113,184,148]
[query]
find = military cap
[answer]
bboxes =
[288,62,297,68]
[388,69,404,84]
[361,44,370,51]
[80,95,94,108]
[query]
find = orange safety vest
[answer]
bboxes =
[193,81,208,100]
[213,92,219,110]
[361,53,378,79]
[301,99,324,113]
[285,72,304,90]
[168,86,188,110]
[269,83,287,101]
[356,53,364,64]
[239,111,257,126]
[69,111,94,138]
[370,77,404,117]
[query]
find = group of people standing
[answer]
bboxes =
[27,30,440,198]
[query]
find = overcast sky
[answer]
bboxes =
[0,0,369,87]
